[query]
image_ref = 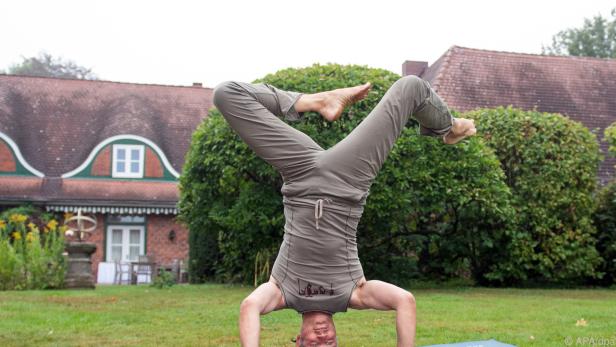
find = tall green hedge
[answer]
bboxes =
[179,64,516,285]
[593,181,616,284]
[465,107,602,283]
[592,123,616,284]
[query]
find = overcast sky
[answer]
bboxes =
[1,0,614,88]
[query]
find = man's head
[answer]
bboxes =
[295,311,337,346]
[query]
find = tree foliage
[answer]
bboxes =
[5,52,97,80]
[592,123,616,284]
[465,107,602,282]
[543,8,616,58]
[592,181,616,285]
[179,64,516,285]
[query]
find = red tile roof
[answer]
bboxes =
[0,176,177,207]
[406,46,616,184]
[0,74,214,177]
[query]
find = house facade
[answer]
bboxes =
[0,74,213,282]
[403,46,616,184]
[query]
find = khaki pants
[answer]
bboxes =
[212,75,454,208]
[213,75,455,313]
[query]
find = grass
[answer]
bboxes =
[0,284,615,346]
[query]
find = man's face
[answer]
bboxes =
[296,312,337,346]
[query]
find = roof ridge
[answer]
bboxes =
[431,45,456,91]
[0,73,214,90]
[451,45,616,63]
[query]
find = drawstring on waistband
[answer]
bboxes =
[314,198,332,230]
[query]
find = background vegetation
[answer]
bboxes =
[466,107,602,283]
[180,62,616,287]
[0,206,67,290]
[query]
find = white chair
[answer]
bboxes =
[134,255,154,284]
[114,261,131,285]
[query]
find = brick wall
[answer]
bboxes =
[144,147,164,178]
[90,146,111,176]
[0,140,16,172]
[87,214,105,277]
[83,213,189,280]
[146,214,189,265]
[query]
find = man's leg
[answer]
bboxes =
[213,81,324,182]
[320,75,457,192]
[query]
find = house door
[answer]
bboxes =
[106,225,145,262]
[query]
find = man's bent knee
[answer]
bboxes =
[396,75,429,93]
[213,80,244,110]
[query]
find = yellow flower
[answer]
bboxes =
[63,212,74,221]
[28,222,37,230]
[46,219,59,230]
[12,231,21,240]
[25,232,35,242]
[576,318,588,327]
[43,227,49,233]
[9,214,28,224]
[0,219,6,230]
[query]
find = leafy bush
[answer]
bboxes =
[593,181,616,284]
[0,207,67,290]
[151,269,176,289]
[465,107,602,283]
[604,122,616,156]
[179,63,515,285]
[360,132,517,285]
[592,123,616,285]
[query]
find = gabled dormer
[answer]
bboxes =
[61,135,179,180]
[0,131,44,177]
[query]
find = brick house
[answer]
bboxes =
[0,74,213,282]
[403,46,616,184]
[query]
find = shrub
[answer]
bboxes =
[465,106,602,283]
[592,123,616,285]
[593,181,616,284]
[0,206,67,290]
[180,63,515,285]
[151,270,176,289]
[360,131,517,285]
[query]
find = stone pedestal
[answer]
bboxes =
[64,242,97,289]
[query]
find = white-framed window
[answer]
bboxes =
[106,225,145,262]
[112,144,144,178]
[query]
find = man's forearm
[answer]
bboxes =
[395,300,416,347]
[239,303,261,347]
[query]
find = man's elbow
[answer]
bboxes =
[240,297,261,315]
[397,291,416,311]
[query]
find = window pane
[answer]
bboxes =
[117,161,125,172]
[130,229,141,244]
[117,148,125,160]
[129,246,140,261]
[130,161,140,173]
[112,229,122,244]
[131,149,140,161]
[111,246,122,262]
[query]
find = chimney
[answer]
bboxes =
[192,82,203,87]
[402,60,428,77]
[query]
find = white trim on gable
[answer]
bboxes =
[0,131,45,177]
[61,134,180,178]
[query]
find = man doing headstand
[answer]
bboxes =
[212,74,477,347]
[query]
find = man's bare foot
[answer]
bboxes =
[443,118,477,144]
[318,83,371,122]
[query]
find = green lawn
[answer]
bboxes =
[0,284,615,346]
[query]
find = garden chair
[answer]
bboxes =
[133,255,155,284]
[114,261,131,285]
